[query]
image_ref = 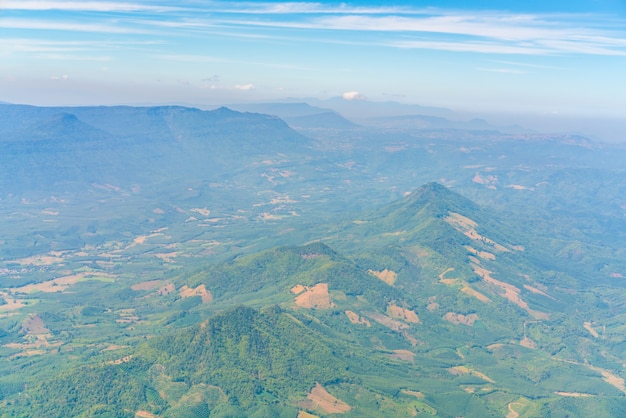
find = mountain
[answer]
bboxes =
[0,104,317,193]
[303,96,454,119]
[4,183,626,417]
[2,103,626,417]
[225,102,359,129]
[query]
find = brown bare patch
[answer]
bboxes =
[445,212,510,253]
[447,366,495,383]
[465,246,496,261]
[179,284,213,303]
[555,392,593,397]
[583,322,599,338]
[291,284,307,295]
[473,173,498,189]
[295,283,333,309]
[13,255,64,266]
[190,207,211,217]
[387,304,420,323]
[523,284,555,300]
[473,264,548,319]
[427,302,440,312]
[520,337,536,349]
[401,389,424,399]
[364,312,409,332]
[487,343,505,351]
[22,315,50,335]
[297,412,319,418]
[388,349,415,362]
[107,355,133,365]
[345,310,371,326]
[302,383,351,414]
[0,291,26,312]
[461,286,492,303]
[135,411,156,418]
[131,280,164,291]
[159,283,175,296]
[368,269,397,285]
[14,272,116,294]
[443,312,479,326]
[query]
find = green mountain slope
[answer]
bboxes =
[5,183,626,417]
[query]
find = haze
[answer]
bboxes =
[2,0,626,141]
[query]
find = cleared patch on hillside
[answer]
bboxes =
[21,315,49,335]
[439,267,459,285]
[301,383,351,414]
[0,291,26,312]
[443,312,479,326]
[465,246,496,261]
[439,268,491,303]
[190,207,211,217]
[448,366,495,383]
[155,252,178,263]
[294,283,333,309]
[291,284,306,295]
[368,269,397,286]
[472,263,548,320]
[107,355,133,365]
[297,412,319,418]
[461,285,492,303]
[583,322,599,338]
[12,254,64,266]
[364,311,409,332]
[473,173,498,189]
[387,304,420,324]
[554,392,593,397]
[400,389,424,399]
[131,280,164,291]
[135,411,155,418]
[345,310,371,326]
[179,284,213,303]
[523,284,556,300]
[14,272,116,294]
[387,349,415,362]
[445,212,510,253]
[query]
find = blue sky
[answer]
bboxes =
[1,1,626,119]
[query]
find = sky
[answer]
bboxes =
[1,0,626,124]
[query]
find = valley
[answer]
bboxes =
[1,103,626,416]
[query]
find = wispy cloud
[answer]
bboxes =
[0,1,181,12]
[2,1,625,58]
[0,18,149,34]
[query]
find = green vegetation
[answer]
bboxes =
[2,104,626,416]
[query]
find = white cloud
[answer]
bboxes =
[0,1,181,12]
[234,83,255,91]
[342,91,366,101]
[0,18,148,34]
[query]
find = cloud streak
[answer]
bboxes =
[2,2,625,57]
[0,1,181,12]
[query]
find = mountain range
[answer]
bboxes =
[1,103,626,417]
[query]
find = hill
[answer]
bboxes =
[2,104,626,416]
[4,184,626,417]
